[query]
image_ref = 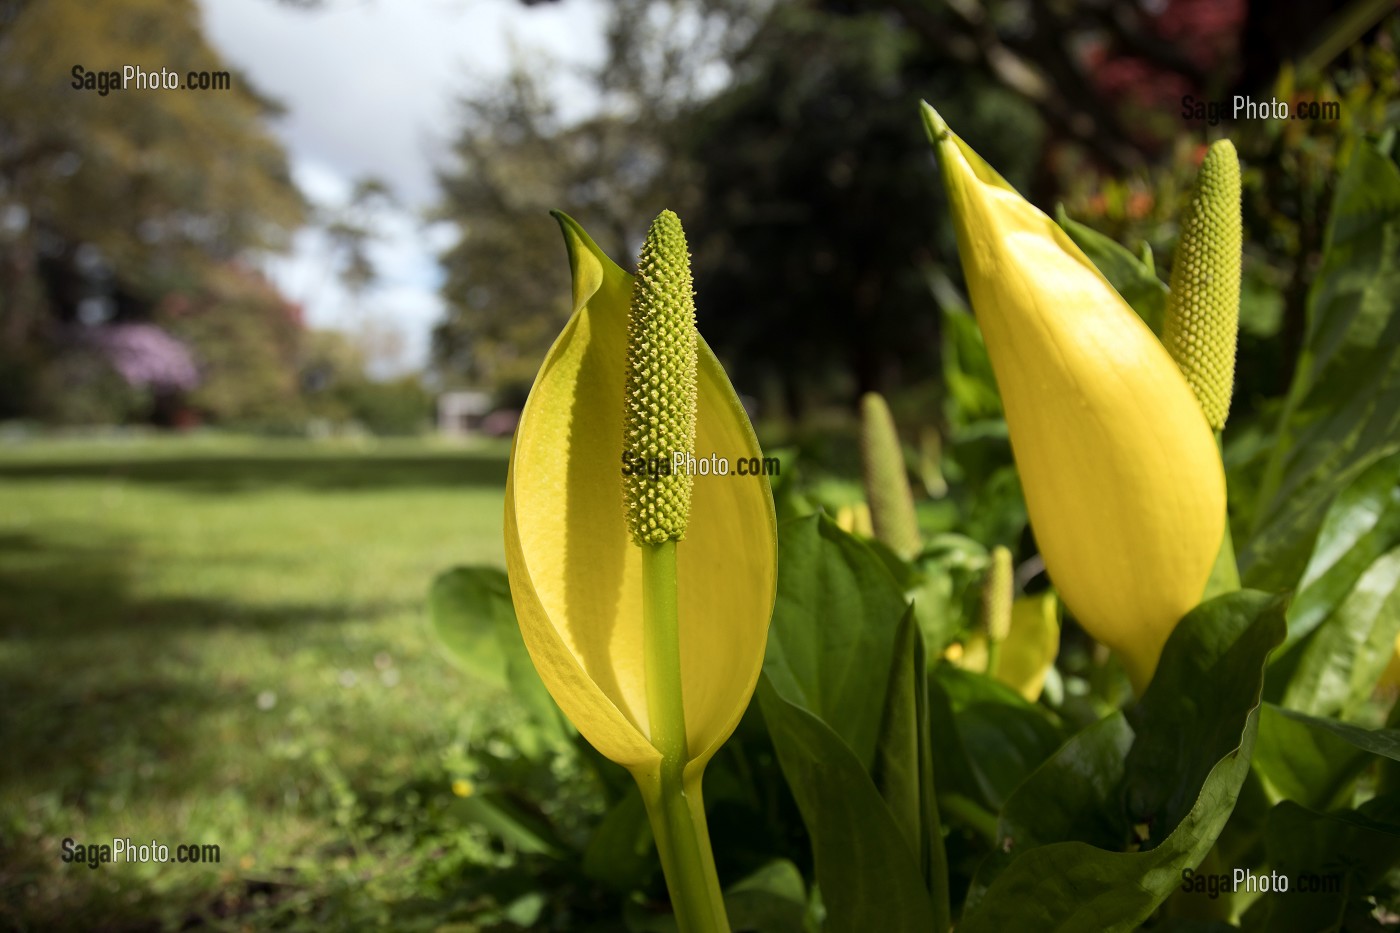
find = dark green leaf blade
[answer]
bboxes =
[929,666,1064,811]
[874,607,951,929]
[1125,592,1291,841]
[757,676,935,932]
[1253,704,1369,811]
[428,565,568,746]
[763,514,912,768]
[1268,452,1400,717]
[960,591,1287,933]
[1242,800,1400,933]
[1244,142,1400,592]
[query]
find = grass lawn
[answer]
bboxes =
[0,434,525,930]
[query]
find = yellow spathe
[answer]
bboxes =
[505,211,778,774]
[923,104,1226,691]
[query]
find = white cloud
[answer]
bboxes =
[199,0,609,373]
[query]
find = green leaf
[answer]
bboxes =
[757,677,935,932]
[1124,592,1291,842]
[723,860,810,933]
[429,565,513,688]
[456,791,565,858]
[1253,705,1371,810]
[1245,142,1400,592]
[959,591,1287,932]
[929,666,1064,811]
[582,785,654,891]
[1267,451,1400,717]
[1057,206,1168,334]
[763,514,912,768]
[1241,800,1400,932]
[996,713,1136,852]
[874,608,951,929]
[428,565,568,749]
[869,532,985,656]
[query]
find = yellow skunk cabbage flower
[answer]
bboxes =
[505,210,776,928]
[946,593,1060,703]
[922,103,1226,692]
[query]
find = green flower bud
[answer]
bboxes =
[623,210,699,546]
[859,392,922,559]
[1163,140,1242,431]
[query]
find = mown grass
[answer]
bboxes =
[0,435,524,930]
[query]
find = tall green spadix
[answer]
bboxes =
[624,210,699,546]
[859,392,922,559]
[1163,140,1242,431]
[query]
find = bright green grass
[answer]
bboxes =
[0,435,520,930]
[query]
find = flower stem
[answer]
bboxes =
[640,540,730,933]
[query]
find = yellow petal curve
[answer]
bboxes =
[505,212,777,770]
[924,104,1226,691]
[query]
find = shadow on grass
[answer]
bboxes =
[0,450,509,494]
[0,528,399,808]
[0,529,428,929]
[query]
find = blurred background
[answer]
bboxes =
[1,0,1396,928]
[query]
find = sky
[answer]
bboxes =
[199,0,609,376]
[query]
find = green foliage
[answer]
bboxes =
[0,0,304,423]
[960,592,1286,932]
[428,566,568,754]
[759,514,947,930]
[1243,800,1400,932]
[1254,704,1400,810]
[1265,451,1400,717]
[929,667,1063,813]
[157,265,305,427]
[764,515,909,767]
[1244,141,1400,592]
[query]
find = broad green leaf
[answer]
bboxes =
[929,666,1063,811]
[868,532,985,656]
[763,514,911,768]
[1125,592,1291,841]
[723,860,809,933]
[874,608,951,929]
[959,591,1286,932]
[581,785,653,890]
[757,677,935,932]
[996,713,1135,853]
[1253,704,1371,810]
[1057,207,1168,334]
[623,856,812,933]
[1245,143,1400,592]
[1289,452,1400,641]
[1268,452,1400,716]
[429,565,512,688]
[428,565,568,749]
[1241,800,1400,932]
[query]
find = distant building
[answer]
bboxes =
[437,390,492,436]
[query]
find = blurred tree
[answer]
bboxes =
[683,5,1040,415]
[433,0,751,395]
[0,0,305,419]
[155,264,305,428]
[322,176,395,301]
[301,328,430,435]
